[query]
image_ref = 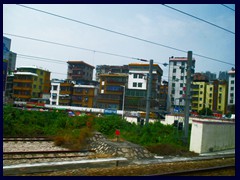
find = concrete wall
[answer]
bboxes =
[190,118,235,154]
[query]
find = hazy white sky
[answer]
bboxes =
[3,4,235,81]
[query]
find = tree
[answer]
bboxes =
[198,108,213,116]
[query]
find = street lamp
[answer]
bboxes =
[120,85,125,119]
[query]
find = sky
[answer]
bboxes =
[3,4,235,81]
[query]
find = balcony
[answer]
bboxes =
[13,79,33,83]
[13,94,31,99]
[13,86,32,91]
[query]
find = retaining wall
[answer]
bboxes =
[88,132,154,159]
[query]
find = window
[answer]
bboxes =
[230,100,233,103]
[172,83,175,87]
[173,62,177,66]
[180,91,183,94]
[209,93,212,97]
[133,82,137,87]
[209,99,212,103]
[230,87,234,91]
[180,83,183,87]
[139,74,143,79]
[200,98,202,101]
[230,93,234,97]
[133,74,138,78]
[172,76,176,80]
[53,85,58,90]
[218,106,221,110]
[219,87,222,92]
[138,83,142,87]
[210,87,213,91]
[173,69,176,73]
[181,76,184,80]
[200,91,203,94]
[231,80,234,84]
[200,85,203,88]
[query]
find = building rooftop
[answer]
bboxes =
[17,65,50,72]
[67,60,95,69]
[14,72,38,76]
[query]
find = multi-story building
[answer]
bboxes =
[67,61,94,82]
[72,85,98,107]
[227,68,235,113]
[202,71,217,81]
[5,73,14,103]
[97,73,128,110]
[59,80,74,106]
[167,57,195,113]
[96,65,129,81]
[125,63,163,111]
[218,71,229,81]
[3,36,11,102]
[13,66,51,101]
[207,80,228,114]
[8,51,17,72]
[159,80,168,111]
[50,79,64,105]
[192,81,208,113]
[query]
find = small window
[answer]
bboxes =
[173,69,176,73]
[133,74,138,79]
[139,74,143,79]
[138,83,142,87]
[133,82,137,87]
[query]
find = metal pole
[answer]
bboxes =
[183,51,192,145]
[146,59,153,125]
[122,86,125,119]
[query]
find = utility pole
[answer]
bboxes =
[145,59,153,125]
[183,51,193,145]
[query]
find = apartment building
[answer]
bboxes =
[227,69,235,113]
[97,73,128,110]
[67,61,94,82]
[167,57,195,113]
[13,66,51,101]
[125,63,163,111]
[72,84,98,108]
[96,65,129,81]
[59,80,74,106]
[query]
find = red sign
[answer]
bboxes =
[115,129,120,136]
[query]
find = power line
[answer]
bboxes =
[6,33,137,61]
[15,4,188,53]
[13,4,235,65]
[162,4,235,35]
[221,4,235,11]
[4,33,235,67]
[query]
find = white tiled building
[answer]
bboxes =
[167,57,195,113]
[228,69,235,106]
[50,79,64,105]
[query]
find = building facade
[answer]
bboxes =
[227,69,235,114]
[96,65,129,81]
[125,63,163,111]
[67,61,94,82]
[72,85,98,108]
[13,66,51,102]
[167,57,195,113]
[97,73,128,110]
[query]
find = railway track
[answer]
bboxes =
[3,137,52,141]
[4,150,96,160]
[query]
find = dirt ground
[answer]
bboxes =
[23,157,235,176]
